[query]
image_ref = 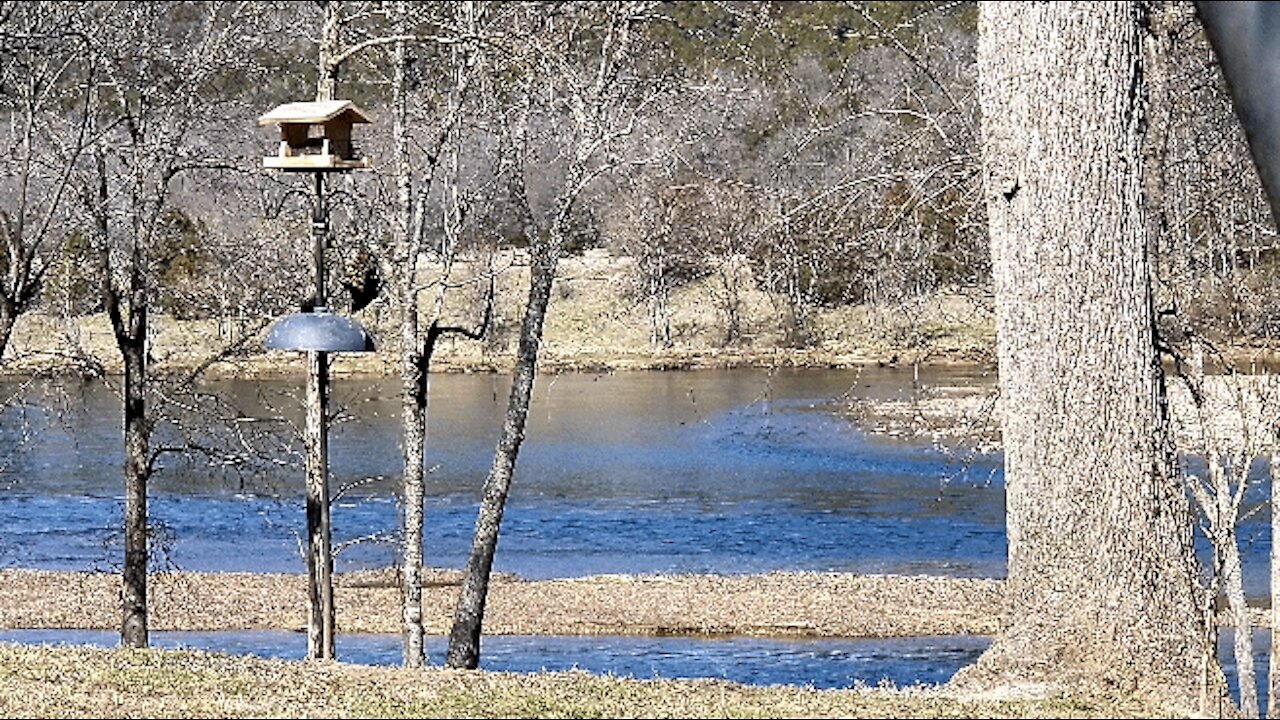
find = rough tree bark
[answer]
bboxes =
[390,4,427,667]
[84,134,153,652]
[445,234,558,670]
[304,345,334,660]
[1272,451,1280,720]
[951,1,1214,707]
[118,304,149,649]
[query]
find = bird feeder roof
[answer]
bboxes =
[258,100,372,127]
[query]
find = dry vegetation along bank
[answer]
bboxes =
[2,250,998,378]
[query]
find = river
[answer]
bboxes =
[0,364,1271,704]
[0,365,1007,579]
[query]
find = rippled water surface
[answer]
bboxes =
[3,365,1278,706]
[0,366,1008,579]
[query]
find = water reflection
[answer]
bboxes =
[0,367,1009,579]
[0,626,1269,710]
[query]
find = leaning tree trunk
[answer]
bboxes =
[952,1,1214,706]
[445,240,558,669]
[0,300,19,365]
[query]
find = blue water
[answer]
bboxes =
[0,629,992,689]
[2,366,1277,705]
[0,627,1269,704]
[0,367,1008,580]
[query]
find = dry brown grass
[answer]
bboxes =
[0,250,997,378]
[0,570,1004,637]
[0,643,1183,718]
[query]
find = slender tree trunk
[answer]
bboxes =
[0,304,18,366]
[317,1,340,104]
[953,2,1212,705]
[303,173,335,661]
[1220,507,1257,717]
[120,331,148,649]
[391,8,429,667]
[302,1,342,660]
[446,241,558,669]
[400,317,426,667]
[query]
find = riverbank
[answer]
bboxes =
[0,569,1005,637]
[0,642,1175,718]
[0,570,1219,716]
[848,370,1280,458]
[0,251,998,378]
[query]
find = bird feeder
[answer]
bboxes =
[259,100,372,172]
[260,98,375,354]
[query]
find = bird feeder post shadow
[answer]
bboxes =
[259,100,375,662]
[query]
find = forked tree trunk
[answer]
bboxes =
[952,2,1213,706]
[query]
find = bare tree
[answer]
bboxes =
[74,0,256,650]
[0,2,96,360]
[445,1,672,669]
[383,0,497,668]
[1196,4,1280,716]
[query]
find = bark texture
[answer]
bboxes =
[954,1,1212,705]
[391,14,428,667]
[1272,453,1280,720]
[304,349,334,660]
[120,330,148,649]
[446,242,558,669]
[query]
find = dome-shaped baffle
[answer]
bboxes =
[264,308,375,352]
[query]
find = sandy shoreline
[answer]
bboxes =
[0,569,1006,638]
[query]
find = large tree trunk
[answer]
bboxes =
[952,1,1213,706]
[1271,452,1280,720]
[445,241,558,670]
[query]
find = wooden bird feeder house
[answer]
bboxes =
[259,100,372,172]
